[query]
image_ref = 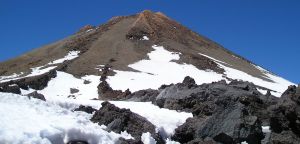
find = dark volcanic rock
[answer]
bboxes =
[117,138,143,144]
[67,140,88,144]
[269,130,300,144]
[97,80,131,100]
[19,70,57,90]
[125,89,159,102]
[270,85,300,134]
[173,100,264,144]
[0,84,21,94]
[27,91,46,101]
[200,102,264,144]
[97,65,131,100]
[83,80,91,84]
[74,105,97,114]
[70,88,79,94]
[172,117,207,143]
[91,102,163,143]
[161,77,271,143]
[0,70,57,91]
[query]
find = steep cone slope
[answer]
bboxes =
[0,10,294,99]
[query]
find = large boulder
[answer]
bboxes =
[90,102,163,143]
[97,80,131,100]
[172,96,264,144]
[266,85,300,143]
[269,131,300,144]
[163,77,269,143]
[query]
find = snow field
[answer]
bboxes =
[0,92,192,143]
[107,45,223,92]
[198,53,294,96]
[0,93,132,144]
[47,97,193,138]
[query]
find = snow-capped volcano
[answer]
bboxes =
[0,10,293,98]
[0,10,298,144]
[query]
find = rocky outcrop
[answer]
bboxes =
[0,70,57,91]
[97,65,131,100]
[73,105,97,114]
[90,102,163,143]
[269,131,300,144]
[97,80,131,100]
[172,96,264,144]
[153,77,277,143]
[0,84,21,94]
[124,89,159,102]
[266,85,300,143]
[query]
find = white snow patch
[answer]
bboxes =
[166,139,180,144]
[108,45,223,92]
[142,36,150,40]
[141,132,156,144]
[38,71,100,100]
[262,126,271,133]
[199,53,295,96]
[0,92,131,144]
[0,72,24,82]
[257,88,268,95]
[121,131,135,140]
[95,65,106,72]
[199,53,230,66]
[27,66,57,77]
[86,29,93,33]
[49,51,80,65]
[20,88,36,95]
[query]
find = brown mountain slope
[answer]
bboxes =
[0,10,270,81]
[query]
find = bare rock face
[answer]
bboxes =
[155,77,268,143]
[267,85,300,143]
[0,84,21,94]
[125,89,159,102]
[0,70,57,91]
[269,131,300,144]
[90,102,163,143]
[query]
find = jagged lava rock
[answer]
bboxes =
[90,101,163,143]
[73,105,97,114]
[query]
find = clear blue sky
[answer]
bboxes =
[0,0,299,83]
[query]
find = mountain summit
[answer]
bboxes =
[0,10,299,144]
[0,10,293,97]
